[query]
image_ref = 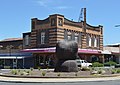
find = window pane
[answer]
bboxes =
[94,37,97,47]
[41,32,45,44]
[58,18,63,26]
[25,35,29,46]
[75,36,78,43]
[68,35,71,41]
[89,36,91,47]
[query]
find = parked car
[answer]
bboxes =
[76,59,92,67]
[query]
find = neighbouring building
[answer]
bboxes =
[0,38,33,69]
[103,44,120,64]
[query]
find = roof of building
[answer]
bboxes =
[32,14,102,30]
[0,38,23,42]
[105,43,120,47]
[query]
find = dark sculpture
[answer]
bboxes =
[54,40,78,72]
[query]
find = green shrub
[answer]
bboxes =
[111,69,116,74]
[75,73,78,76]
[116,69,120,73]
[18,69,21,73]
[81,67,90,71]
[42,71,46,76]
[30,67,34,71]
[38,67,41,71]
[11,69,18,75]
[26,70,30,74]
[104,61,117,66]
[57,73,61,77]
[97,70,102,74]
[92,62,104,67]
[4,66,11,69]
[20,72,24,75]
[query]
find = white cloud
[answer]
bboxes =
[36,0,50,7]
[36,0,70,10]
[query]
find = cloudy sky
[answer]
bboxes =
[0,0,120,45]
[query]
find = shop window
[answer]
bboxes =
[41,32,45,44]
[58,18,63,26]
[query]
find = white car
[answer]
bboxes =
[76,59,92,67]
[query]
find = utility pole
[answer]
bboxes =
[79,8,87,49]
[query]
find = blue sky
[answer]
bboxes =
[0,0,120,45]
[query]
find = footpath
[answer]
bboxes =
[0,75,120,83]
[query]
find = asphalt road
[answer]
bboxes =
[0,80,120,85]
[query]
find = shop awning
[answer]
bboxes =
[111,52,120,55]
[101,50,111,54]
[0,56,26,59]
[22,47,101,54]
[22,47,56,53]
[0,52,32,56]
[78,48,101,54]
[0,52,32,59]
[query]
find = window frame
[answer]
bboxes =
[41,32,45,44]
[24,35,29,46]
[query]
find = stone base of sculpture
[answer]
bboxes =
[54,60,78,72]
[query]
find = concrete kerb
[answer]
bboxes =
[0,74,120,83]
[1,69,120,83]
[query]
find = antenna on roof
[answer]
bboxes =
[78,8,84,22]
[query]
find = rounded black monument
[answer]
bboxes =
[54,40,78,72]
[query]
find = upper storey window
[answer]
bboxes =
[51,18,55,26]
[75,36,78,43]
[94,37,97,47]
[97,36,100,47]
[87,34,91,47]
[25,35,29,46]
[88,36,92,47]
[58,18,63,26]
[68,35,71,41]
[41,32,45,44]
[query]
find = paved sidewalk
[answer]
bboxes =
[0,76,120,83]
